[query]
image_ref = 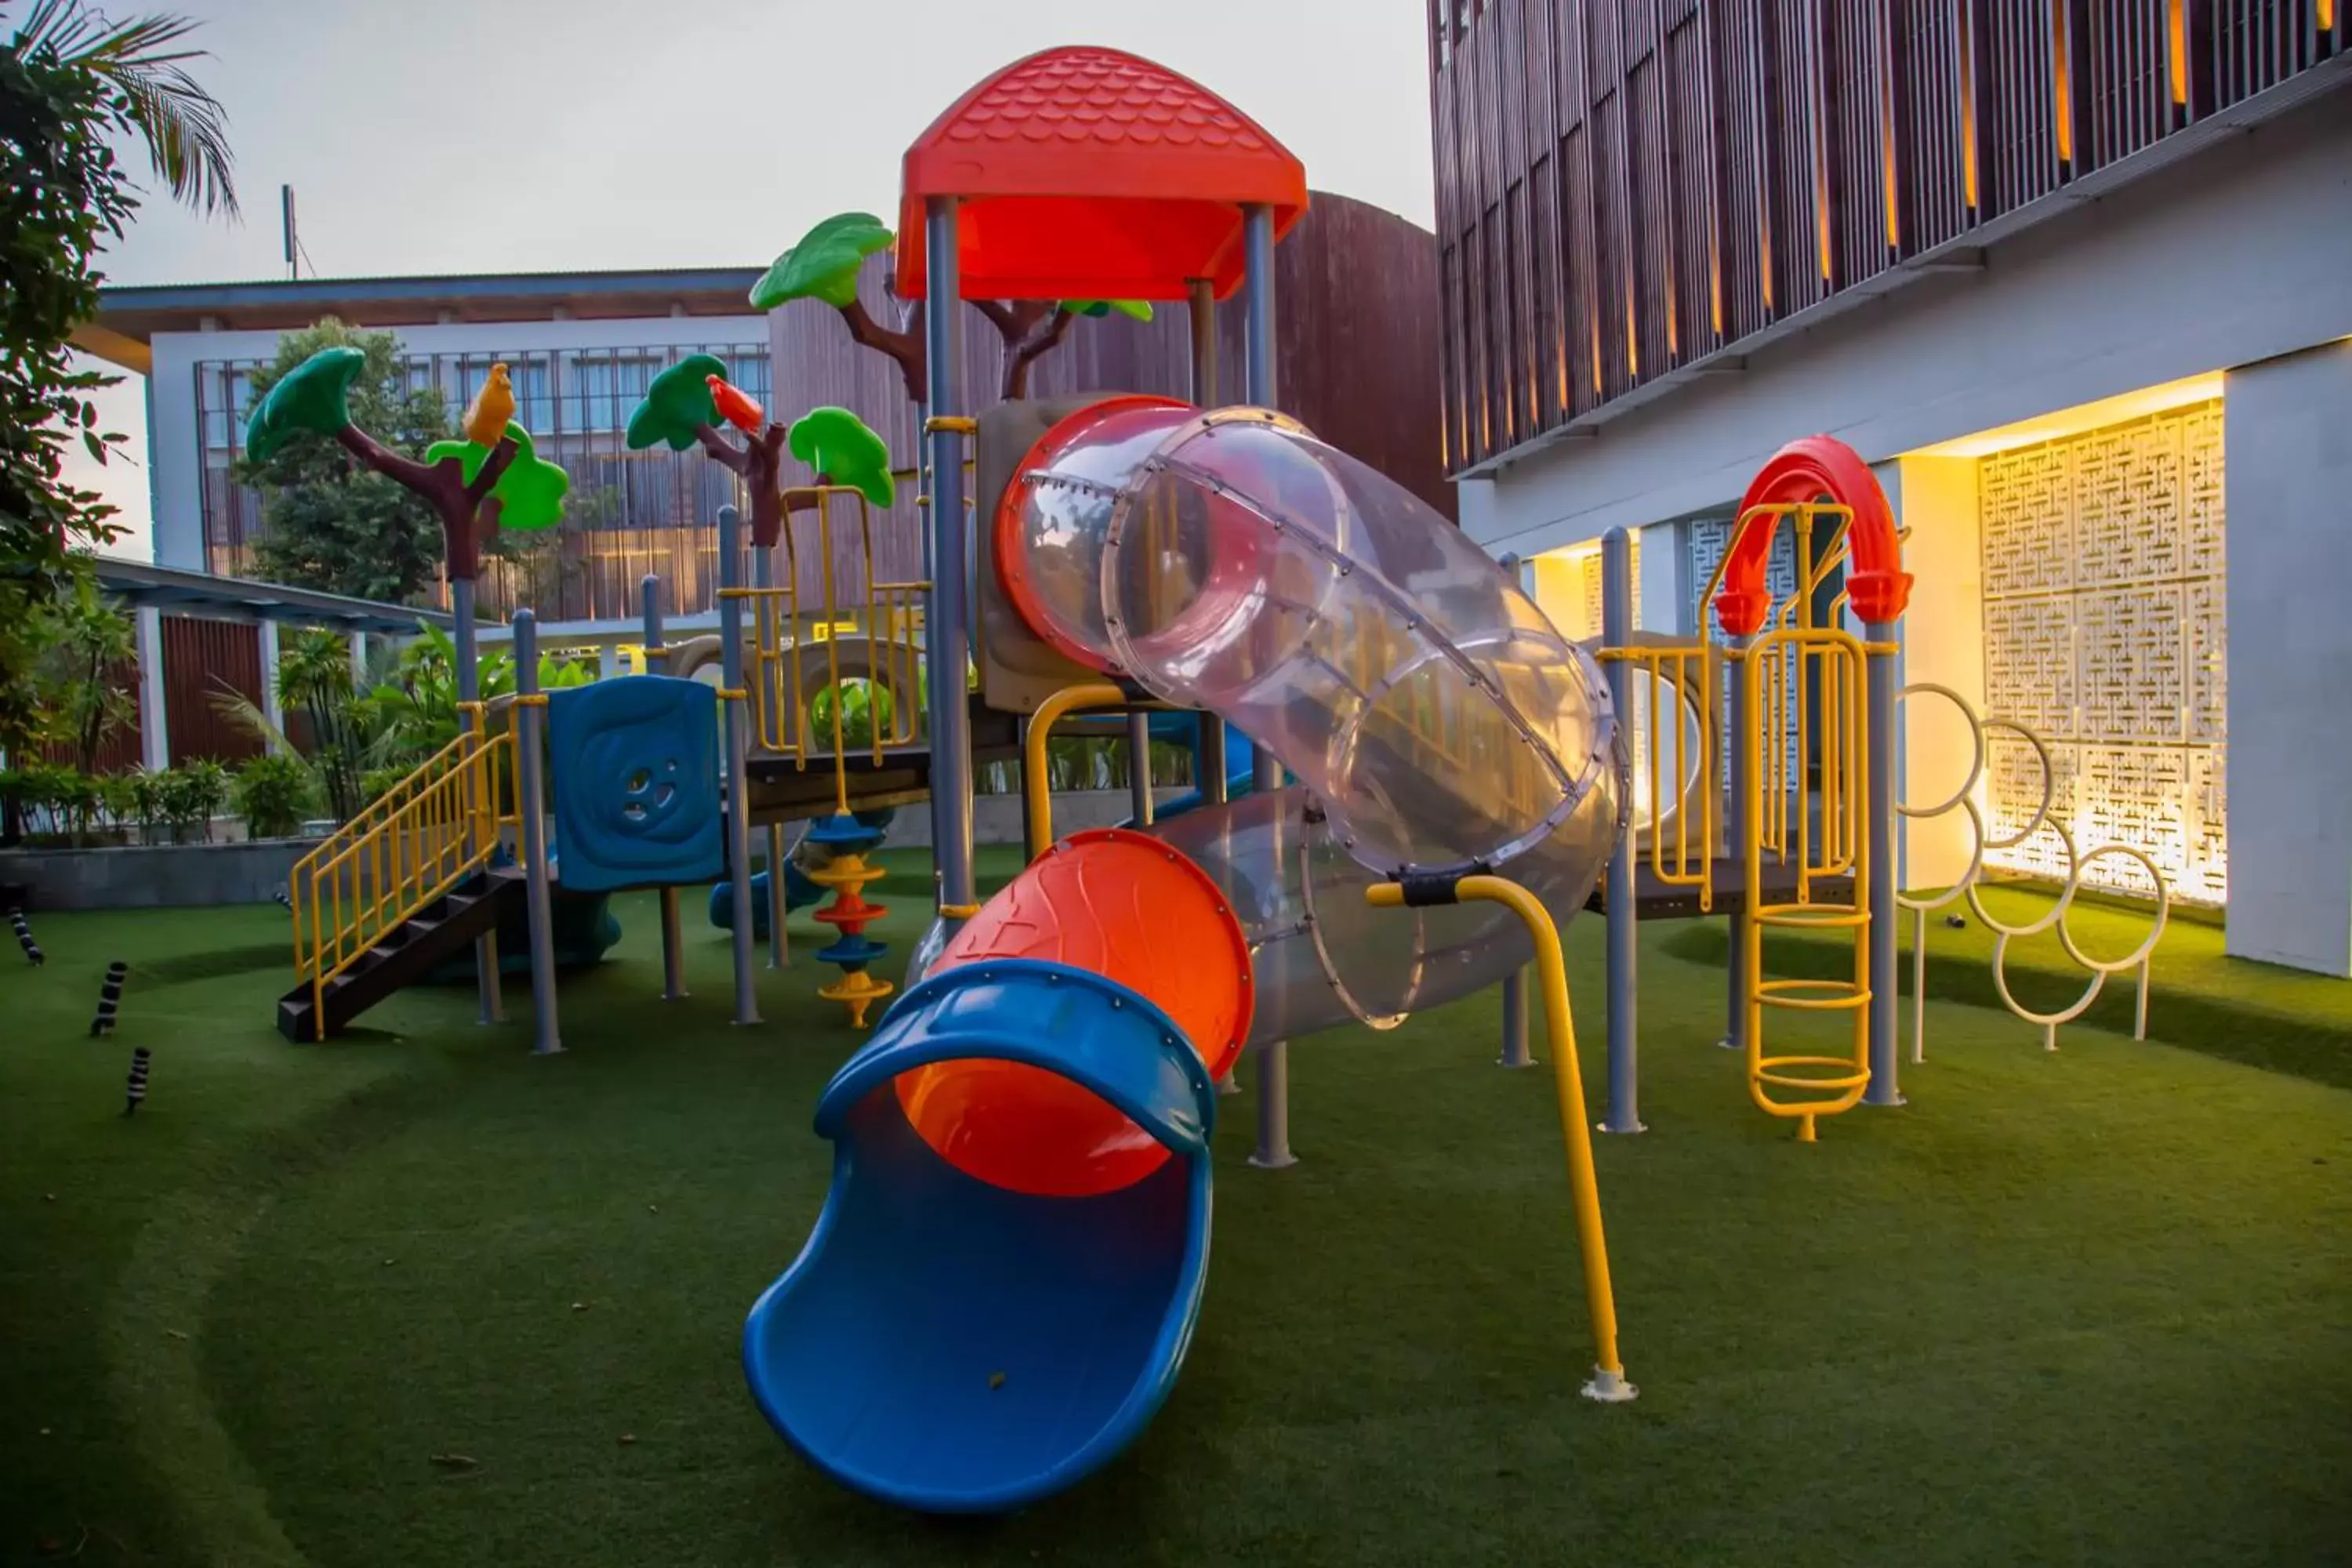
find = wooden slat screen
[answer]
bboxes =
[1427,0,2336,470]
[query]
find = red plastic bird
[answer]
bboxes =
[708,375,765,434]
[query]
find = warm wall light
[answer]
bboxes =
[1906,372,2225,459]
[2167,0,2189,105]
[2051,3,2074,165]
[1959,25,1980,209]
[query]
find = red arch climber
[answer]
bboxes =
[895,45,1308,303]
[1711,434,1914,637]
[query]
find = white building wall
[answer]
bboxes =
[2223,339,2352,977]
[143,313,770,570]
[1460,87,2352,560]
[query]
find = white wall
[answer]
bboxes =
[145,313,770,570]
[1462,87,2352,559]
[2223,339,2352,976]
[1878,456,1986,892]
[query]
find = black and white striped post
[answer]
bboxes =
[123,1046,151,1115]
[11,907,42,966]
[89,960,128,1037]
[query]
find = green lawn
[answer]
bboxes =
[3,851,2349,1566]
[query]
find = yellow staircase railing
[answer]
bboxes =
[286,720,514,1040]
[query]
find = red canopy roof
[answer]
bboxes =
[895,46,1308,303]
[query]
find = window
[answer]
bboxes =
[572,355,659,430]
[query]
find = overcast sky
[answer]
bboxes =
[71,0,1436,559]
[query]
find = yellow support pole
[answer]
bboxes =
[1367,875,1636,1402]
[1023,682,1131,861]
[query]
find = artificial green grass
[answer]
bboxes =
[3,853,2350,1566]
[1665,882,2352,1091]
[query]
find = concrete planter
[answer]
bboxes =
[0,837,313,912]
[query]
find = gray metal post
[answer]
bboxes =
[717,506,760,1025]
[1127,713,1154,827]
[1862,626,1903,1105]
[642,575,686,1001]
[1722,630,1759,1053]
[1241,205,1296,1168]
[450,576,500,1025]
[1499,966,1535,1068]
[512,613,561,1054]
[1599,527,1642,1133]
[750,542,788,968]
[1187,278,1218,407]
[923,198,978,930]
[1242,206,1276,410]
[1200,713,1239,1098]
[1720,633,1753,1051]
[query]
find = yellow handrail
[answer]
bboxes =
[1595,642,1718,909]
[1367,875,1635,1401]
[1023,682,1131,859]
[286,724,514,1040]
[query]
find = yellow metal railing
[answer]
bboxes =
[1595,642,1719,910]
[1735,625,1871,1142]
[286,720,515,1040]
[731,485,931,815]
[1367,874,1635,1403]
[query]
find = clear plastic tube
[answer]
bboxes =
[1000,404,1621,1041]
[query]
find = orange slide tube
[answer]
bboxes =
[893,828,1254,1197]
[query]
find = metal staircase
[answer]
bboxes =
[281,724,515,1040]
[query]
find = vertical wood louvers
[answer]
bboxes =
[1426,0,2327,470]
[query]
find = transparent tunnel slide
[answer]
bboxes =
[996,401,1622,1037]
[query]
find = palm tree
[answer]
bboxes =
[6,0,239,217]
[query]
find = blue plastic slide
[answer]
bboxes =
[742,960,1216,1514]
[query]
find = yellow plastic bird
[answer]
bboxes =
[462,362,515,447]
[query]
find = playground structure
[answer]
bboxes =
[249,41,2213,1523]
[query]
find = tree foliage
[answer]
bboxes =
[624,354,726,452]
[240,321,450,604]
[750,212,893,310]
[423,422,569,532]
[787,408,895,508]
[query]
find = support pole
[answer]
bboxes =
[1186,278,1218,408]
[1127,713,1154,826]
[1241,203,1295,1168]
[1500,965,1535,1068]
[1862,623,1903,1105]
[512,611,561,1054]
[750,541,788,968]
[923,197,978,931]
[349,630,368,687]
[134,604,168,773]
[643,574,686,1001]
[1599,528,1643,1133]
[258,620,284,739]
[717,506,759,1025]
[451,578,500,1025]
[1720,633,1753,1051]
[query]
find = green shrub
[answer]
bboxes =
[232,752,316,839]
[160,760,230,842]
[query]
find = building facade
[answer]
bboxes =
[1427,2,2351,973]
[86,191,1448,630]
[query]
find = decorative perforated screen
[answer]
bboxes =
[1977,401,2227,904]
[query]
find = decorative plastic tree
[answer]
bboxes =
[750,211,1152,404]
[626,354,791,547]
[786,406,895,508]
[244,347,568,586]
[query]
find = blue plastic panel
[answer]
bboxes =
[546,676,723,894]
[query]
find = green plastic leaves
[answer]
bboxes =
[243,346,365,460]
[1063,299,1155,321]
[787,407,894,508]
[751,212,894,311]
[625,354,727,452]
[423,422,571,531]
